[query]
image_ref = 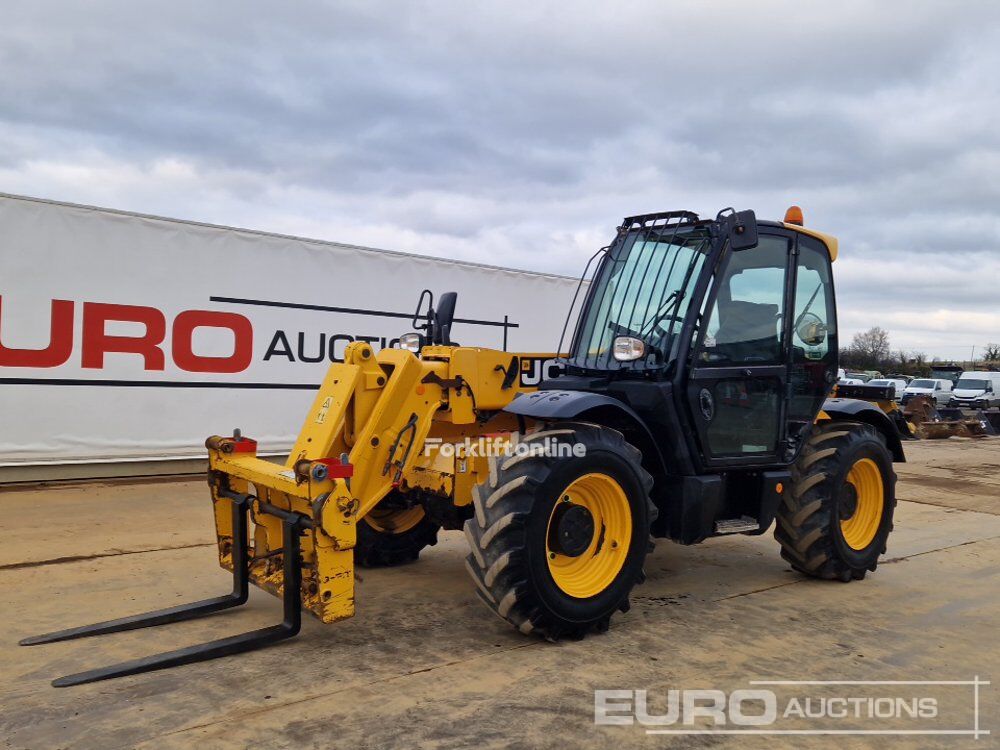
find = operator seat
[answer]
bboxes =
[714,301,780,361]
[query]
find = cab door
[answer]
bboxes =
[684,231,794,467]
[784,234,839,451]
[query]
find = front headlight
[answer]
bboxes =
[399,332,424,354]
[613,336,645,362]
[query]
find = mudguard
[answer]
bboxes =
[505,390,633,420]
[504,390,668,475]
[822,397,906,462]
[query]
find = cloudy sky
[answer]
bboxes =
[2,1,997,360]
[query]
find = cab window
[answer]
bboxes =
[699,235,789,365]
[787,235,837,428]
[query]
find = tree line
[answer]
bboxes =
[839,327,999,376]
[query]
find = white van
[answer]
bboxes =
[949,372,1000,409]
[868,378,908,399]
[838,377,865,386]
[902,378,952,406]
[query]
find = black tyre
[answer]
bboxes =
[355,494,440,568]
[463,422,656,639]
[776,421,896,581]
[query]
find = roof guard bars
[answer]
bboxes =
[620,210,699,229]
[557,210,704,370]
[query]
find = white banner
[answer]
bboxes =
[0,194,582,465]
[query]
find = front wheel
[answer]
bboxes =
[355,494,440,568]
[463,422,656,639]
[776,421,896,581]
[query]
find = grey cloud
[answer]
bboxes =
[1,0,998,356]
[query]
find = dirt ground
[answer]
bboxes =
[1,438,996,750]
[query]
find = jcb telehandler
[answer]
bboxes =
[23,207,904,686]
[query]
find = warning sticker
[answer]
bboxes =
[316,396,333,424]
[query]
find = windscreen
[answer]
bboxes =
[957,379,988,390]
[909,379,936,388]
[569,223,712,370]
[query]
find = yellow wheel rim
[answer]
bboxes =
[364,505,425,534]
[546,473,632,598]
[840,458,884,550]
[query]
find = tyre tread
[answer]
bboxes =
[775,421,896,580]
[463,421,656,639]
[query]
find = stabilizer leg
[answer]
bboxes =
[49,509,305,687]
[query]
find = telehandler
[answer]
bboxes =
[23,206,903,687]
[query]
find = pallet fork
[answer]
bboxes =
[20,490,308,687]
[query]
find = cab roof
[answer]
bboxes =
[785,223,839,261]
[757,219,838,261]
[618,211,839,261]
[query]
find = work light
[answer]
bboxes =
[613,336,645,362]
[399,332,423,353]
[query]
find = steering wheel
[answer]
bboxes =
[607,320,643,338]
[650,315,684,337]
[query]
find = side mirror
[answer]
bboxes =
[726,209,759,251]
[408,289,459,346]
[412,289,434,333]
[433,292,458,345]
[795,312,827,346]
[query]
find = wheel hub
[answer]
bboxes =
[548,503,595,557]
[839,457,885,551]
[839,484,859,521]
[545,472,632,598]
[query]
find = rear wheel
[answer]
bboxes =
[776,421,896,581]
[463,422,656,639]
[355,494,440,568]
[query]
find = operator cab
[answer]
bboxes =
[557,207,839,471]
